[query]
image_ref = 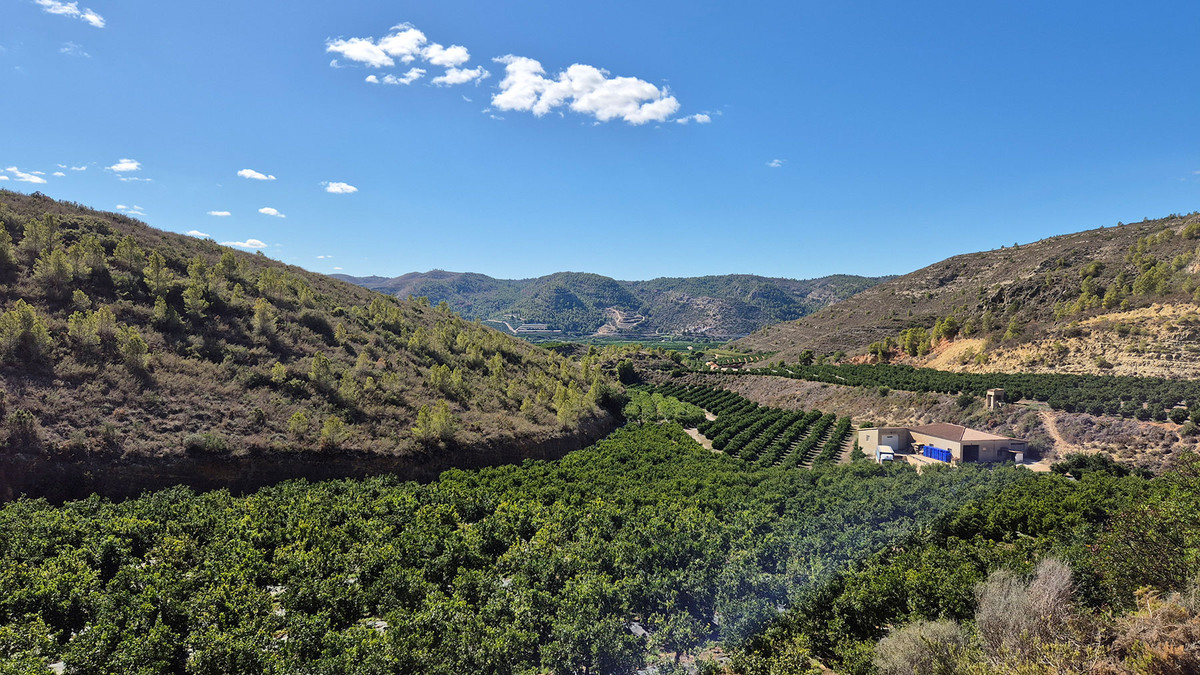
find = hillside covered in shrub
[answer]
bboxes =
[0,191,616,463]
[738,212,1200,375]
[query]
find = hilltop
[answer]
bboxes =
[738,211,1200,378]
[0,191,618,498]
[334,269,886,338]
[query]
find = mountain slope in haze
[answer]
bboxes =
[0,190,615,467]
[335,270,888,337]
[738,211,1200,377]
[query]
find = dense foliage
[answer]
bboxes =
[622,388,705,426]
[737,361,1200,421]
[732,453,1200,674]
[0,423,1029,673]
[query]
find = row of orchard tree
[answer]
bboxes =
[0,422,1029,673]
[738,361,1200,421]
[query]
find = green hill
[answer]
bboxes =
[335,270,887,337]
[0,191,617,490]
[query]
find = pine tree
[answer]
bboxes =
[0,227,16,272]
[143,251,175,297]
[309,352,335,391]
[32,248,73,300]
[252,297,276,340]
[113,235,145,273]
[0,300,53,362]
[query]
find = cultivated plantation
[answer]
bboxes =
[2,193,1200,672]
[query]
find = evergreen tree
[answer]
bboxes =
[143,251,175,297]
[0,300,53,362]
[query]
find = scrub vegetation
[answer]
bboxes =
[0,191,618,459]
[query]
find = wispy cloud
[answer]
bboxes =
[52,171,65,176]
[4,166,48,184]
[365,67,426,86]
[115,204,146,216]
[323,181,358,194]
[35,0,104,28]
[119,176,152,182]
[69,165,87,171]
[107,158,141,172]
[237,168,276,181]
[207,210,231,217]
[328,23,489,87]
[766,159,785,168]
[333,266,343,270]
[0,176,8,181]
[491,56,679,125]
[317,255,333,259]
[221,238,268,249]
[186,230,209,237]
[59,41,89,57]
[258,207,285,218]
[676,113,711,125]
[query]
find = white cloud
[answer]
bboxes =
[4,167,48,184]
[368,68,426,86]
[423,43,470,67]
[676,113,711,125]
[186,230,210,237]
[35,0,104,28]
[221,239,268,250]
[52,171,65,176]
[491,56,679,125]
[333,266,343,270]
[378,25,427,62]
[118,176,152,182]
[59,41,89,57]
[323,181,358,194]
[326,37,393,68]
[328,23,487,87]
[116,204,146,216]
[237,168,276,181]
[69,165,87,171]
[258,207,285,218]
[107,158,141,172]
[767,159,785,168]
[0,176,7,181]
[207,210,231,217]
[432,66,487,86]
[316,255,332,259]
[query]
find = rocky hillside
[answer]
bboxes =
[0,191,617,470]
[738,211,1200,377]
[335,270,886,337]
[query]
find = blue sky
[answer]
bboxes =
[2,1,1199,281]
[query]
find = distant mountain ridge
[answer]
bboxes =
[333,270,889,338]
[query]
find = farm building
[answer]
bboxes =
[858,423,1026,463]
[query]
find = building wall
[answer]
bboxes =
[856,428,910,453]
[910,432,963,460]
